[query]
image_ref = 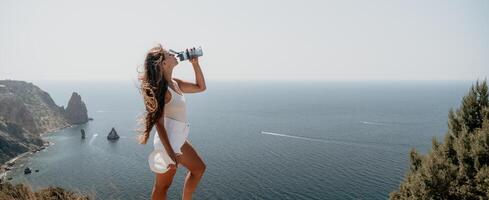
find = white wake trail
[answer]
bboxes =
[260,130,413,148]
[360,121,387,126]
[260,131,328,143]
[89,133,98,145]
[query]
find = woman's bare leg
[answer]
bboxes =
[177,141,206,200]
[151,167,177,200]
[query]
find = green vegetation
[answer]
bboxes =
[0,181,91,200]
[390,80,489,200]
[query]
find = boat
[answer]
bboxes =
[24,167,32,174]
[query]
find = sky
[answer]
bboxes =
[1,0,488,82]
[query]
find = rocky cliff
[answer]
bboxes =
[0,80,70,134]
[63,92,88,124]
[0,80,88,164]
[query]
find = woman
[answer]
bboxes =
[137,44,206,200]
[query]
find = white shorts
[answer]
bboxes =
[148,117,190,174]
[153,117,190,155]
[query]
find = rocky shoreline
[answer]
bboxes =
[0,130,63,182]
[0,142,50,180]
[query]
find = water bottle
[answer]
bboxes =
[169,46,203,61]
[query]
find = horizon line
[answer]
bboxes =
[0,78,486,83]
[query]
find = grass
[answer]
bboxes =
[0,181,95,200]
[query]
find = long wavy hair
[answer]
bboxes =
[136,44,169,144]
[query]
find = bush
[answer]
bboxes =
[0,181,92,200]
[390,80,489,200]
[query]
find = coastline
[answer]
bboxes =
[0,152,30,180]
[40,123,75,137]
[0,80,90,185]
[0,124,73,181]
[0,141,55,181]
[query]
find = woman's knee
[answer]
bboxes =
[192,162,206,177]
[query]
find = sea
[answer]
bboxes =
[5,80,473,200]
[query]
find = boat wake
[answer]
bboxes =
[260,131,330,143]
[360,121,388,126]
[260,131,412,148]
[89,134,98,145]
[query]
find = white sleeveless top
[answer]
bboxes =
[164,82,187,122]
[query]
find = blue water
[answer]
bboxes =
[7,80,472,199]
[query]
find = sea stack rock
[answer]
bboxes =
[81,129,85,139]
[107,128,119,140]
[64,92,88,124]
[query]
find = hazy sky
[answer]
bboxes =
[1,0,488,81]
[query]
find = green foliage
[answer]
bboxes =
[390,80,489,200]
